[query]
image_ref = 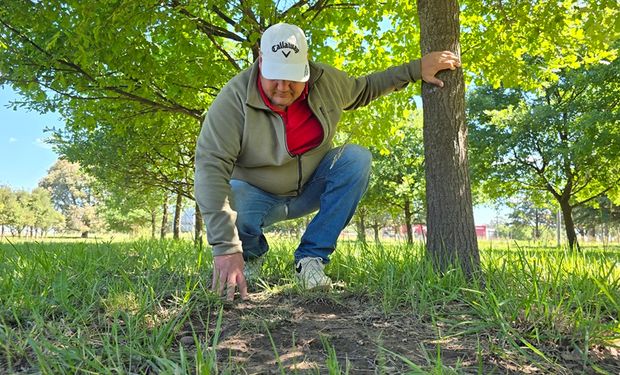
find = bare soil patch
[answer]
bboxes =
[176,290,620,374]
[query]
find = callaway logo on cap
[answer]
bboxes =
[260,23,310,82]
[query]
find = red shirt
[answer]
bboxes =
[258,78,324,155]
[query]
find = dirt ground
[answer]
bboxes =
[176,290,620,374]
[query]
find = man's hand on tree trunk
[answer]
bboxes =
[421,51,461,87]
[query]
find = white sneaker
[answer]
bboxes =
[244,257,264,282]
[295,257,332,290]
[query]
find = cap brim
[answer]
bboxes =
[261,62,309,82]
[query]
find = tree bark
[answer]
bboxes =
[371,219,381,244]
[356,209,367,244]
[173,192,182,240]
[418,0,480,278]
[160,194,169,239]
[150,208,157,239]
[560,199,579,250]
[194,201,204,246]
[404,199,413,244]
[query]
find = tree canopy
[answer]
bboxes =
[38,159,102,237]
[0,185,64,237]
[468,57,620,249]
[1,0,618,243]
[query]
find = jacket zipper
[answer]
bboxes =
[276,111,303,196]
[296,155,303,195]
[315,105,329,147]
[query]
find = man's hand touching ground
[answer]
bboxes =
[212,253,248,301]
[420,51,461,87]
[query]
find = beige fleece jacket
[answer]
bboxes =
[194,59,421,256]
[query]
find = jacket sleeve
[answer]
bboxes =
[194,85,244,256]
[324,59,421,110]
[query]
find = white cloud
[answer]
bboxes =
[9,137,17,143]
[34,138,53,150]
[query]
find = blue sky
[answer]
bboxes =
[0,85,502,224]
[0,86,62,190]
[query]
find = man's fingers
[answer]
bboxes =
[212,270,240,301]
[437,51,460,71]
[211,253,247,301]
[217,274,227,296]
[441,51,460,63]
[424,76,444,87]
[441,58,458,71]
[226,281,237,301]
[226,273,248,301]
[211,269,220,291]
[421,50,460,87]
[238,275,249,300]
[211,268,228,296]
[211,270,216,291]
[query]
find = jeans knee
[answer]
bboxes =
[234,214,255,234]
[341,144,372,175]
[229,179,248,211]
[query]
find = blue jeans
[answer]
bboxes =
[230,144,372,264]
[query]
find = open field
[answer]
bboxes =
[1,237,619,374]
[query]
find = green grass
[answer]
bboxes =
[1,236,619,373]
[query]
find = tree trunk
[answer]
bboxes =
[173,192,182,240]
[404,199,413,244]
[356,209,367,244]
[372,219,381,244]
[160,194,169,239]
[534,209,541,239]
[559,200,579,251]
[418,0,480,278]
[150,208,157,239]
[588,226,596,242]
[194,201,204,246]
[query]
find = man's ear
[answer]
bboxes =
[258,54,262,68]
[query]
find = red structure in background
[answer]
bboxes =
[413,224,426,237]
[397,224,427,240]
[475,225,487,238]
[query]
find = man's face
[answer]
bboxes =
[259,76,305,110]
[259,57,306,110]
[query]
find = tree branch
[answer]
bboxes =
[205,33,242,71]
[280,0,310,19]
[2,18,203,120]
[167,0,245,42]
[576,179,620,207]
[211,5,237,28]
[238,0,263,29]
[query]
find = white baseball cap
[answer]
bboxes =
[260,23,310,82]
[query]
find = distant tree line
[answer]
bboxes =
[1,159,192,239]
[0,185,63,237]
[4,155,617,245]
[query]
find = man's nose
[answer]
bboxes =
[276,80,291,90]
